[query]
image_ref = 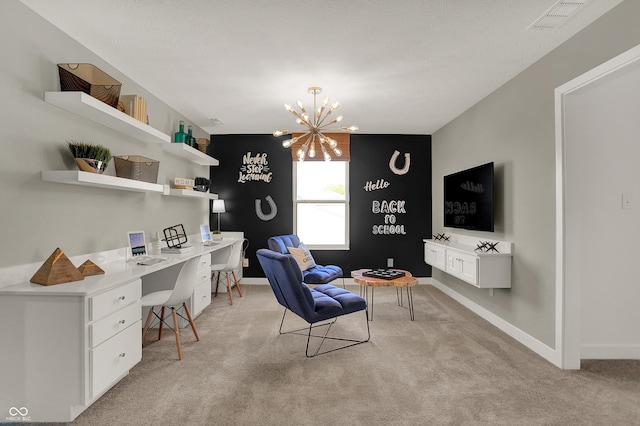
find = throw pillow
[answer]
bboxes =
[287,243,316,271]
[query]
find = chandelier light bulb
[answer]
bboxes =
[282,139,292,148]
[333,147,342,156]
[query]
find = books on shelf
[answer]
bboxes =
[120,94,147,123]
[161,245,195,254]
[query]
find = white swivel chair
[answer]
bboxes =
[141,257,201,360]
[211,238,248,305]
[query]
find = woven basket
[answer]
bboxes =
[196,138,210,154]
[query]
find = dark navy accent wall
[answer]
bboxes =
[209,134,431,278]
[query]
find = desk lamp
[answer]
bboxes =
[211,199,226,232]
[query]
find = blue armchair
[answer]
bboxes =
[256,248,369,357]
[267,234,343,285]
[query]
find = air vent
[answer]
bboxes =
[528,0,590,30]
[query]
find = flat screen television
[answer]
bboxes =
[444,162,494,232]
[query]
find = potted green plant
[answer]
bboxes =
[68,141,112,174]
[211,230,223,241]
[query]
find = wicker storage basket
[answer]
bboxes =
[114,156,159,183]
[196,138,210,154]
[58,63,122,108]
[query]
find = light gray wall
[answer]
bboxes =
[431,0,640,348]
[0,1,211,268]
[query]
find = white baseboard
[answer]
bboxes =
[429,278,560,366]
[239,277,269,285]
[581,344,640,359]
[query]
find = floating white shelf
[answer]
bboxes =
[162,143,219,166]
[44,91,171,145]
[41,170,164,193]
[163,186,219,200]
[44,91,220,166]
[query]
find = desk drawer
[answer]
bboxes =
[193,280,211,316]
[91,320,141,398]
[198,254,211,269]
[196,265,211,285]
[91,301,141,347]
[90,279,141,321]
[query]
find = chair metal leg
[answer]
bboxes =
[407,286,415,321]
[277,308,370,357]
[171,307,183,360]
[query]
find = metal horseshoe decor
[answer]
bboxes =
[389,150,411,175]
[255,195,278,221]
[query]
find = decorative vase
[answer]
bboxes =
[75,158,108,174]
[212,233,223,241]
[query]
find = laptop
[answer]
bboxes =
[127,231,166,265]
[200,224,218,246]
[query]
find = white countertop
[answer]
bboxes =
[0,238,241,297]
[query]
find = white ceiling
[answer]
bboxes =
[20,0,624,135]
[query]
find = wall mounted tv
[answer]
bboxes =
[444,162,494,232]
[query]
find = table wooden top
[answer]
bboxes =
[351,269,417,287]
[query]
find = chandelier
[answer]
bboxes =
[273,86,358,161]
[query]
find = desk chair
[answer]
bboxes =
[211,238,249,305]
[141,257,200,360]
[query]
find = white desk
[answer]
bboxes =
[0,237,242,423]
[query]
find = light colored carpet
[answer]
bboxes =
[73,285,640,425]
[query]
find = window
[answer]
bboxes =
[293,161,349,250]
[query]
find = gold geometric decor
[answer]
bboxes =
[78,260,105,276]
[30,247,85,286]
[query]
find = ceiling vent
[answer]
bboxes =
[528,0,591,30]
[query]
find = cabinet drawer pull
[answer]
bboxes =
[119,319,126,324]
[118,296,126,301]
[119,352,126,358]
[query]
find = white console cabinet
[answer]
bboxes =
[424,234,513,288]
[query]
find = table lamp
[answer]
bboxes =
[211,199,226,232]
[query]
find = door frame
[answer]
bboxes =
[554,43,640,369]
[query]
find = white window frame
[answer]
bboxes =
[292,161,350,250]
